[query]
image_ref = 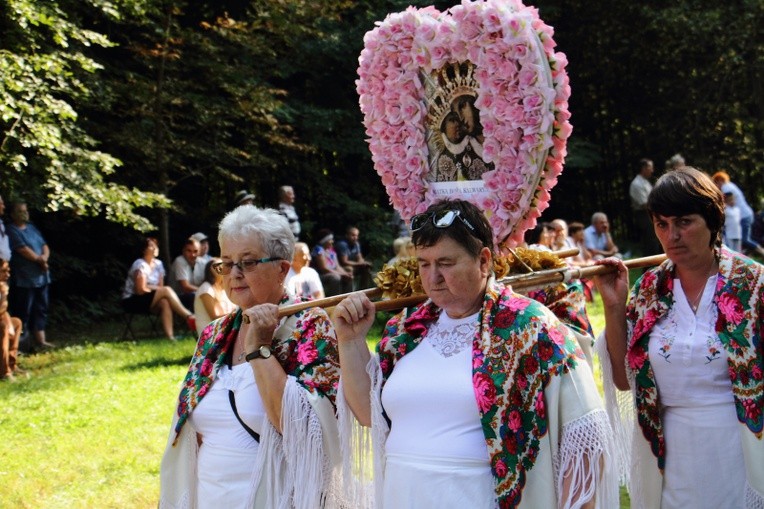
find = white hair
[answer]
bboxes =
[591,212,607,224]
[218,205,295,261]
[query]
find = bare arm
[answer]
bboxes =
[593,258,630,390]
[178,278,198,293]
[133,270,151,295]
[199,293,224,320]
[332,292,376,426]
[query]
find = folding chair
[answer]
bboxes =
[121,311,161,340]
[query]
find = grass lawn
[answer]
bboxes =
[0,296,629,508]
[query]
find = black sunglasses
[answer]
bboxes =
[410,209,476,232]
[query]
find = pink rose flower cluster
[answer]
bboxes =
[356,0,571,247]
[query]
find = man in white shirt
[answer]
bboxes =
[629,158,660,255]
[286,242,324,299]
[190,232,211,264]
[170,238,205,309]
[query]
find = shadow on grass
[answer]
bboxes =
[124,354,193,371]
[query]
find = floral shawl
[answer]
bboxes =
[377,279,598,508]
[172,293,340,443]
[625,247,764,470]
[528,280,594,337]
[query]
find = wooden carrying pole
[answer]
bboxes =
[277,252,667,318]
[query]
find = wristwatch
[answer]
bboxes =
[245,345,272,362]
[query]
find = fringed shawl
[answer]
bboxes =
[160,294,342,508]
[367,279,615,508]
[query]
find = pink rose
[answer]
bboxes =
[718,294,745,324]
[627,350,647,371]
[200,359,213,377]
[473,372,497,413]
[535,392,545,419]
[296,341,319,366]
[493,457,508,478]
[508,410,522,432]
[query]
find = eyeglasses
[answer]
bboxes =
[213,257,283,275]
[410,209,476,233]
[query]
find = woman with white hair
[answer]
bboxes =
[160,205,343,508]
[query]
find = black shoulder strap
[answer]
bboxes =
[228,390,260,443]
[226,347,260,443]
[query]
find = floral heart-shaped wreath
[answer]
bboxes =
[357,0,571,248]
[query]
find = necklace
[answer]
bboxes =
[689,284,705,313]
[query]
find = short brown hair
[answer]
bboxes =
[648,167,724,248]
[412,199,493,257]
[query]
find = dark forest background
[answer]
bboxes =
[1,0,762,330]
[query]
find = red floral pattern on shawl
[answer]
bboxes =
[172,294,340,443]
[527,280,594,336]
[626,248,764,470]
[377,280,586,508]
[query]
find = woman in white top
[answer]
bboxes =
[160,206,343,509]
[121,236,194,340]
[193,257,236,336]
[334,199,616,509]
[594,167,764,508]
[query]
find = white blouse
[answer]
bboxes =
[647,275,745,509]
[188,362,267,508]
[381,310,489,462]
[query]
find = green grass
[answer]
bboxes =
[0,335,197,508]
[0,299,628,508]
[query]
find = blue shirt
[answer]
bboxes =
[8,222,51,288]
[583,225,608,252]
[335,240,362,262]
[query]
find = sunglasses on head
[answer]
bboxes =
[410,209,476,232]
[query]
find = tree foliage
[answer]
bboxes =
[0,0,170,231]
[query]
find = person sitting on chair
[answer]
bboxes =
[121,237,195,340]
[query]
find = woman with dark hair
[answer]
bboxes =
[121,236,194,340]
[192,257,235,336]
[335,199,616,508]
[594,167,764,508]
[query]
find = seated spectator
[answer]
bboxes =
[169,237,205,309]
[583,212,619,259]
[566,222,595,302]
[190,232,211,264]
[723,192,742,252]
[286,242,325,299]
[567,222,594,266]
[233,190,256,208]
[387,236,414,265]
[193,258,235,336]
[336,226,373,289]
[524,222,554,250]
[121,237,195,340]
[311,228,353,297]
[0,260,23,381]
[712,171,764,257]
[550,219,576,251]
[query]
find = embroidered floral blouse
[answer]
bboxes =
[625,247,764,469]
[377,279,597,507]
